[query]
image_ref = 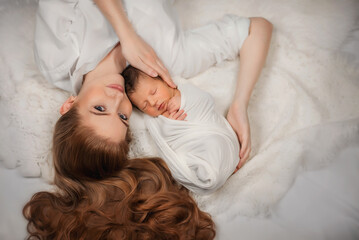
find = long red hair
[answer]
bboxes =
[23,105,215,239]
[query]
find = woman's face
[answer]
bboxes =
[66,74,132,143]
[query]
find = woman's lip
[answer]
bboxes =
[107,84,124,93]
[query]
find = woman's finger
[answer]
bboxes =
[241,145,251,164]
[155,59,176,87]
[136,57,158,77]
[236,160,244,171]
[242,150,249,163]
[155,58,165,69]
[241,149,249,163]
[237,150,249,168]
[153,59,175,88]
[239,135,248,158]
[155,58,167,73]
[142,55,175,88]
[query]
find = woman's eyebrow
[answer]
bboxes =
[89,111,129,128]
[89,111,109,116]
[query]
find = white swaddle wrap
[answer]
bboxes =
[145,83,240,194]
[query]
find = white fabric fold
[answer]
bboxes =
[145,83,240,194]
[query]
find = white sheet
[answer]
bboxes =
[145,83,239,194]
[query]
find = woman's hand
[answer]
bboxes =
[121,30,176,88]
[227,103,251,173]
[93,0,176,88]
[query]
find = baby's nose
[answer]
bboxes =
[148,97,157,106]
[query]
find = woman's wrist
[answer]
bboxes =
[94,0,134,43]
[231,96,249,111]
[116,22,136,43]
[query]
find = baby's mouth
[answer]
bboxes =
[158,102,165,111]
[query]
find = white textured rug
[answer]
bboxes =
[0,0,358,220]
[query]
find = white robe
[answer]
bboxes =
[34,0,250,94]
[145,83,240,194]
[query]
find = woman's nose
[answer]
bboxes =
[104,87,125,110]
[105,87,124,98]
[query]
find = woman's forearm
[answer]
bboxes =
[93,0,134,42]
[233,17,273,109]
[93,0,175,86]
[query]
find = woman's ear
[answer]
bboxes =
[60,96,77,115]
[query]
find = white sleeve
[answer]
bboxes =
[126,0,250,78]
[34,0,80,93]
[171,15,250,78]
[34,0,118,94]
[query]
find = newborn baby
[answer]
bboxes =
[123,65,240,194]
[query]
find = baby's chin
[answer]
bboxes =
[159,110,170,118]
[137,106,167,117]
[148,110,167,117]
[142,110,161,117]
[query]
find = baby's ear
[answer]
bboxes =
[60,96,77,115]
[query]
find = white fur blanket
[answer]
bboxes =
[0,0,358,220]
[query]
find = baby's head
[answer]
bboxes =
[123,65,175,117]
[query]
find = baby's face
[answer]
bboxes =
[129,75,175,117]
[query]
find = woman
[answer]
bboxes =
[35,0,272,167]
[24,0,272,238]
[23,106,215,239]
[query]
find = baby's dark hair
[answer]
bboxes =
[122,65,142,96]
[122,65,163,96]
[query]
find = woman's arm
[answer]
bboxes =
[227,17,273,172]
[93,0,175,88]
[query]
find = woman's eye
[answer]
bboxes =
[94,106,105,112]
[118,113,128,121]
[152,89,157,95]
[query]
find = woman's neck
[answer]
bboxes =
[83,42,126,84]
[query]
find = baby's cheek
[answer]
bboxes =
[146,108,160,117]
[161,111,170,118]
